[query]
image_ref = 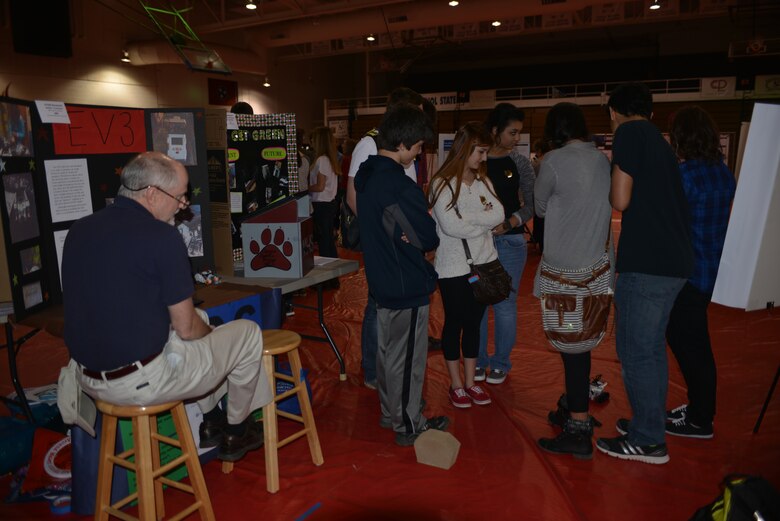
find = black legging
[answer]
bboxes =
[561,351,591,413]
[312,200,338,258]
[438,274,486,361]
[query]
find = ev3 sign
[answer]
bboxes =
[701,77,736,98]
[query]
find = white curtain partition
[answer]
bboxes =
[712,103,780,311]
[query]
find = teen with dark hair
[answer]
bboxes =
[476,103,535,386]
[665,106,736,439]
[429,122,503,408]
[346,88,432,389]
[596,82,694,464]
[534,103,613,459]
[354,103,450,446]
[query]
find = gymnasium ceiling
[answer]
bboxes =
[98,0,779,85]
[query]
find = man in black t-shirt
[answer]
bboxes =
[595,83,693,465]
[61,152,272,463]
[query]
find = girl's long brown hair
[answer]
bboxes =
[428,122,494,211]
[310,126,341,175]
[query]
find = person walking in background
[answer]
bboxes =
[308,126,341,264]
[664,106,736,439]
[346,87,431,389]
[354,103,449,446]
[477,103,535,385]
[428,123,504,409]
[596,82,694,465]
[533,103,613,459]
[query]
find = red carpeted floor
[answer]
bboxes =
[1,244,779,521]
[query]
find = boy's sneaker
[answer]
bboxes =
[474,367,486,382]
[667,404,688,422]
[465,385,491,405]
[395,416,450,447]
[596,435,669,464]
[449,387,472,408]
[615,418,630,435]
[666,416,714,439]
[364,379,377,390]
[486,369,507,385]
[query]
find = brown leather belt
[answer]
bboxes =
[81,351,163,381]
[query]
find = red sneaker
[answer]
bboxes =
[449,387,472,408]
[465,385,492,405]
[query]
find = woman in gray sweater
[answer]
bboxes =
[534,103,613,459]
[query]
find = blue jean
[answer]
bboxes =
[615,272,685,446]
[361,292,378,383]
[478,233,527,373]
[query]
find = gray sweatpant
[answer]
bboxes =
[376,305,429,435]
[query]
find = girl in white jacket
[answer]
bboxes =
[428,122,505,409]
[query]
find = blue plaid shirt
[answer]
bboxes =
[679,159,736,294]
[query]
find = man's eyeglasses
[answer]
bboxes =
[122,183,190,208]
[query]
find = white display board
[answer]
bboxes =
[712,103,780,311]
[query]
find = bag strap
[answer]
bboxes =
[540,261,611,289]
[461,239,474,266]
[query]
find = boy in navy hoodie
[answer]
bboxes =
[355,103,450,446]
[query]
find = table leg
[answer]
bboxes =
[297,284,347,381]
[3,322,36,423]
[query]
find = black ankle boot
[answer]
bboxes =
[547,394,602,429]
[538,417,594,460]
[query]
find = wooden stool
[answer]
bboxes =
[221,329,324,493]
[94,400,215,521]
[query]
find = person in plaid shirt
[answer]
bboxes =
[664,105,736,439]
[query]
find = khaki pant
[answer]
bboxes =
[75,313,272,425]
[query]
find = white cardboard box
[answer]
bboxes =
[241,195,314,278]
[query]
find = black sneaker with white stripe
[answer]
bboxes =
[596,435,670,464]
[666,416,714,439]
[667,404,687,422]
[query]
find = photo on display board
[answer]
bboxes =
[22,281,43,309]
[0,101,34,157]
[2,172,40,243]
[150,112,198,166]
[20,244,42,275]
[175,204,204,258]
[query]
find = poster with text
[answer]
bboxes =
[44,158,93,223]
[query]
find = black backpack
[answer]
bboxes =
[690,474,780,521]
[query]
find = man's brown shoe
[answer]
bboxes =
[218,421,264,462]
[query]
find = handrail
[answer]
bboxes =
[325,77,709,112]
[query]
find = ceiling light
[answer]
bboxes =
[492,20,501,27]
[448,0,459,6]
[366,34,376,42]
[649,0,660,10]
[120,50,131,63]
[262,77,271,88]
[246,0,257,10]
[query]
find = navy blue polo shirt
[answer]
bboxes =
[62,196,194,371]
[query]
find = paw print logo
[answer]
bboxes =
[249,228,294,271]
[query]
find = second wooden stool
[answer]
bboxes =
[221,329,323,493]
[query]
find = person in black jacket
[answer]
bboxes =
[355,103,450,446]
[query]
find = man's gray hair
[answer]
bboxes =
[117,152,180,199]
